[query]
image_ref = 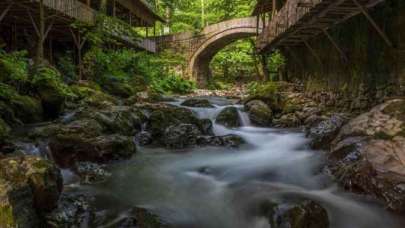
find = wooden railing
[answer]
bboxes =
[33,0,96,24]
[258,0,323,47]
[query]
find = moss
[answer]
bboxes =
[382,100,405,122]
[0,83,43,123]
[31,65,72,119]
[374,131,394,140]
[0,118,10,142]
[0,206,15,227]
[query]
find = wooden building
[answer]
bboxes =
[0,0,164,57]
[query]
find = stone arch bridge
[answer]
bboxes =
[154,17,263,87]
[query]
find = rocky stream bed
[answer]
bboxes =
[1,88,405,228]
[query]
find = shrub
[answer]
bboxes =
[247,81,279,97]
[56,52,77,83]
[151,74,196,95]
[0,50,29,89]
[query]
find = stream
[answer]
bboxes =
[64,97,403,228]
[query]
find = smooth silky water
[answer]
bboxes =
[69,97,405,228]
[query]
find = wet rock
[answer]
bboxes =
[163,124,202,149]
[0,118,10,143]
[74,162,111,184]
[273,113,301,128]
[308,114,348,149]
[0,156,62,227]
[46,193,94,228]
[132,207,170,228]
[146,104,201,138]
[70,84,118,108]
[330,99,405,211]
[0,156,62,211]
[181,98,214,108]
[31,118,103,139]
[50,133,136,166]
[199,118,214,135]
[216,107,241,128]
[245,100,273,127]
[77,106,146,136]
[197,134,245,148]
[277,200,329,228]
[136,131,153,146]
[0,178,39,227]
[303,114,327,130]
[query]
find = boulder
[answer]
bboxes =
[0,156,62,227]
[330,99,405,211]
[216,107,241,128]
[49,133,136,166]
[45,193,94,228]
[277,201,329,228]
[146,104,201,137]
[0,118,10,142]
[74,162,111,184]
[77,106,146,136]
[136,131,153,146]
[0,83,44,123]
[273,113,301,128]
[199,119,214,135]
[245,100,273,126]
[0,178,39,227]
[163,124,202,149]
[197,134,245,148]
[181,98,214,108]
[308,114,348,149]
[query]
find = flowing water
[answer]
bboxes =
[68,97,404,228]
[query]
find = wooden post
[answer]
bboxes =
[112,0,116,17]
[86,0,91,6]
[70,29,87,81]
[256,15,260,35]
[49,37,53,64]
[36,0,45,64]
[146,27,149,38]
[352,0,393,47]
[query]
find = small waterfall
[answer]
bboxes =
[237,109,251,127]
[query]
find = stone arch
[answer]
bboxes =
[188,27,259,87]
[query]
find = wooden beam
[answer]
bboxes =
[352,0,393,47]
[304,40,322,67]
[0,2,13,23]
[322,29,348,63]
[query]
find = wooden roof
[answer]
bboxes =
[117,0,165,25]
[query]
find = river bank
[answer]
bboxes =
[1,83,405,227]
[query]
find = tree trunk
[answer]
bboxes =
[261,54,270,81]
[35,0,45,64]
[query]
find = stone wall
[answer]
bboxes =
[282,0,405,110]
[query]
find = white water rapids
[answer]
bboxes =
[70,97,403,228]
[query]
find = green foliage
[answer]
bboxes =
[31,65,74,98]
[56,52,77,83]
[0,50,29,87]
[151,73,196,94]
[268,50,286,80]
[247,81,279,98]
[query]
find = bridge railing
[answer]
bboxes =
[257,0,323,50]
[33,0,96,24]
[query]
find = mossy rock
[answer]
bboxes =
[0,178,39,228]
[0,101,21,126]
[181,98,214,108]
[70,85,118,108]
[103,81,135,98]
[147,105,201,137]
[245,100,273,127]
[31,66,71,119]
[0,83,43,123]
[216,107,241,128]
[0,118,10,141]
